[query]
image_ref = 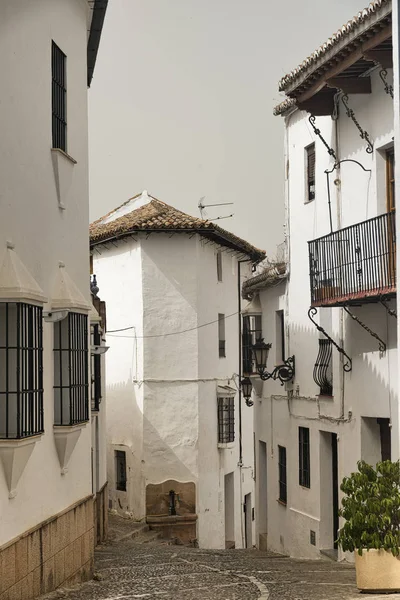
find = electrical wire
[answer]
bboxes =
[107,311,239,338]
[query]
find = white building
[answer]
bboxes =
[246,0,398,560]
[90,191,265,549]
[0,1,108,597]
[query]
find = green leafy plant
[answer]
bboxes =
[337,460,400,557]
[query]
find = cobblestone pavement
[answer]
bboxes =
[43,535,400,600]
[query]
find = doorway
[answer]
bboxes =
[319,431,339,555]
[224,473,235,549]
[258,441,267,548]
[331,434,339,550]
[244,493,252,548]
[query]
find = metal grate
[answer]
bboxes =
[309,211,396,307]
[299,427,310,488]
[306,144,316,202]
[278,445,287,504]
[54,313,89,426]
[242,315,262,375]
[313,339,333,396]
[0,303,44,439]
[52,41,67,151]
[217,396,234,444]
[91,324,102,411]
[115,450,127,491]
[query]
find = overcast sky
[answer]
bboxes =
[89,0,365,256]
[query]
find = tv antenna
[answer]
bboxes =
[198,197,234,221]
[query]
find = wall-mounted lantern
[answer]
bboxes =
[252,338,295,386]
[241,376,253,406]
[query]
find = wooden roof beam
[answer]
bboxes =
[363,49,393,68]
[326,76,371,94]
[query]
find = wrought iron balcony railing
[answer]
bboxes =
[308,211,396,307]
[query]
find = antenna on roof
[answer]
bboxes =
[198,197,234,221]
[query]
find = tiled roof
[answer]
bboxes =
[242,261,287,297]
[90,192,265,262]
[273,97,297,116]
[279,0,390,92]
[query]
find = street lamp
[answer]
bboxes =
[252,338,295,386]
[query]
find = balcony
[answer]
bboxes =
[308,211,396,307]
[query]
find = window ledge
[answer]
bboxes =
[218,442,235,450]
[0,435,42,498]
[53,423,87,474]
[277,499,287,507]
[51,147,77,164]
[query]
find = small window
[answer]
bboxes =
[386,148,395,212]
[218,313,226,357]
[278,446,287,504]
[54,313,89,426]
[0,303,44,439]
[90,255,93,276]
[52,41,67,151]
[217,250,223,282]
[242,315,262,374]
[276,310,285,364]
[91,324,102,411]
[313,339,333,396]
[115,450,127,491]
[217,396,234,444]
[299,427,310,488]
[306,144,316,202]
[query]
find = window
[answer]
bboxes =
[278,446,287,504]
[115,450,127,491]
[386,148,395,213]
[91,324,102,411]
[313,339,333,396]
[217,250,223,282]
[242,315,262,374]
[299,427,310,488]
[217,396,235,444]
[54,313,89,426]
[0,303,44,439]
[306,144,316,202]
[52,42,67,151]
[276,310,285,364]
[218,313,226,357]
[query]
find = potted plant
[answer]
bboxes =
[337,460,400,592]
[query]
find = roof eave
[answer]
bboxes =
[87,0,108,87]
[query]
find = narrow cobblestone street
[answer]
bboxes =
[41,517,400,600]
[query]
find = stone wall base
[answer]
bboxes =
[0,495,95,600]
[94,482,109,545]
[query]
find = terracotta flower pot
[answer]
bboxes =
[355,549,400,592]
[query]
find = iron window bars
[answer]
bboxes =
[0,303,43,439]
[52,41,67,151]
[115,450,127,491]
[306,144,316,202]
[54,313,89,426]
[313,339,333,396]
[242,315,262,375]
[217,396,234,444]
[308,211,396,307]
[299,427,310,488]
[278,445,287,504]
[91,324,102,411]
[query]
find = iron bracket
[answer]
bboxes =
[380,296,397,319]
[308,115,337,160]
[343,306,386,353]
[308,307,352,372]
[257,356,295,386]
[340,94,373,154]
[379,68,394,99]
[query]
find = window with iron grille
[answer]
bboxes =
[306,143,315,202]
[217,396,234,444]
[91,324,102,411]
[313,339,333,396]
[242,315,262,374]
[54,313,89,426]
[52,41,67,151]
[278,445,287,504]
[0,303,44,439]
[276,310,285,363]
[115,450,127,491]
[218,313,226,357]
[299,427,310,488]
[217,250,223,282]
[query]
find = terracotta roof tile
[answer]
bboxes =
[279,0,390,92]
[90,192,265,262]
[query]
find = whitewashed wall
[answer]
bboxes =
[94,231,255,548]
[253,67,397,559]
[0,0,93,546]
